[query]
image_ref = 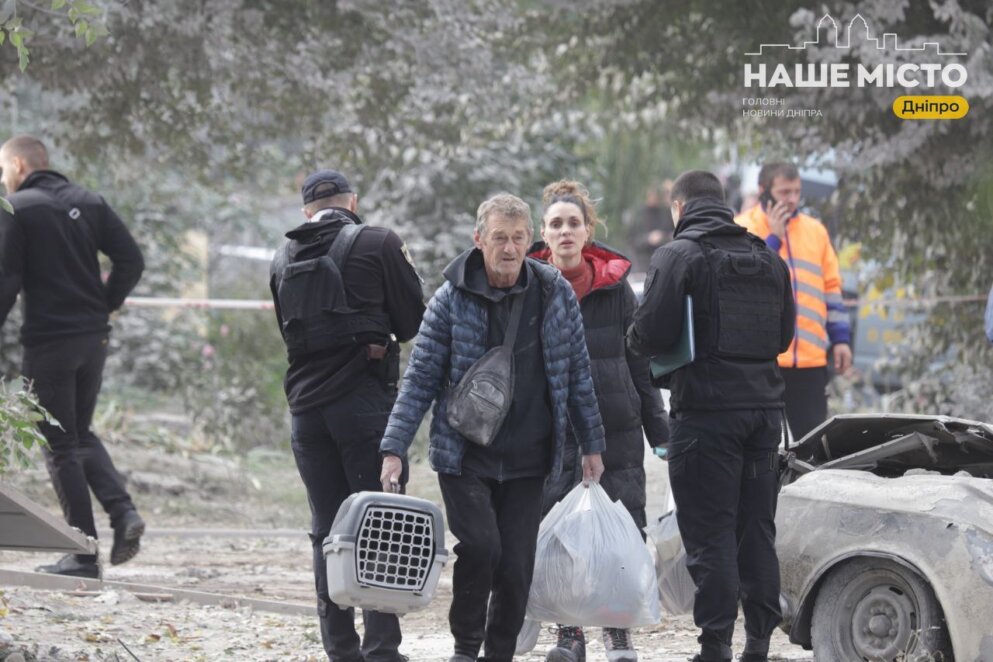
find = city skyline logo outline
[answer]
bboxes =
[744,13,967,58]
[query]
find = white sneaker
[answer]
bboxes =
[601,628,637,662]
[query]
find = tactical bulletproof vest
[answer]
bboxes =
[272,223,391,358]
[693,235,785,361]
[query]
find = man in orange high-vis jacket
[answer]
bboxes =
[736,162,852,441]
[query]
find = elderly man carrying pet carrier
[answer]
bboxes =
[379,192,605,662]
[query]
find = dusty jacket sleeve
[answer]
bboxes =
[621,281,669,448]
[0,208,24,325]
[380,231,426,342]
[627,245,691,357]
[559,281,606,455]
[99,200,144,311]
[380,284,453,457]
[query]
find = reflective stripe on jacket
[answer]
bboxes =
[735,205,849,369]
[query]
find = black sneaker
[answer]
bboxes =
[36,554,101,579]
[111,510,145,565]
[546,625,585,662]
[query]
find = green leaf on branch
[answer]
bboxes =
[52,0,67,9]
[75,19,87,39]
[73,0,101,16]
[0,198,12,214]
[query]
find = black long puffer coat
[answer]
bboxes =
[529,241,669,531]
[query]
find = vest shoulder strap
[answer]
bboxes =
[327,223,366,271]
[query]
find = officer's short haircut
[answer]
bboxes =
[670,170,725,204]
[475,193,533,236]
[303,192,354,215]
[758,161,800,190]
[1,135,49,170]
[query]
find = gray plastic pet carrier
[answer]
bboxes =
[323,491,448,614]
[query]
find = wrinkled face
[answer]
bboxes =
[475,214,532,286]
[768,176,802,215]
[541,201,589,262]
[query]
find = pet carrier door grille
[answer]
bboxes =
[354,506,435,591]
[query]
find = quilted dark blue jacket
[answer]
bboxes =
[380,249,606,476]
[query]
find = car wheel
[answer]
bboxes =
[811,557,952,661]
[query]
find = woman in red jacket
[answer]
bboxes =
[529,180,669,662]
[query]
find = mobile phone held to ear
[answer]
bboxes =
[760,190,800,220]
[760,189,776,211]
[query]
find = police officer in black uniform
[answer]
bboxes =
[627,171,795,662]
[269,169,424,662]
[0,135,146,579]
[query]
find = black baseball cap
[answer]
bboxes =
[301,169,352,204]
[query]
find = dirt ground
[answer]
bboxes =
[0,432,814,661]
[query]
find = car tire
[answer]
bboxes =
[811,557,952,661]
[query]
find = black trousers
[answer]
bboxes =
[290,373,406,662]
[438,472,545,662]
[22,332,136,560]
[781,366,828,442]
[667,409,783,661]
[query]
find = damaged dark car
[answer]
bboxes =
[777,414,993,662]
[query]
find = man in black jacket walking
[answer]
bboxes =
[0,135,146,578]
[269,169,424,662]
[627,171,795,662]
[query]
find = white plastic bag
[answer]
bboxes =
[514,618,541,655]
[526,483,661,628]
[645,510,696,615]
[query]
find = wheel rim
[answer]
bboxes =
[844,576,919,659]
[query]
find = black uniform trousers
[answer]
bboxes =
[438,472,545,662]
[22,332,137,561]
[290,373,405,662]
[781,366,828,442]
[667,409,783,661]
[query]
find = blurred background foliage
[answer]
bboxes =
[1,0,991,456]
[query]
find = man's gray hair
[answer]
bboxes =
[304,192,355,216]
[475,193,533,236]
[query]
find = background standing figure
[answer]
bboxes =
[269,169,425,662]
[0,135,146,579]
[529,180,669,662]
[626,180,675,274]
[379,192,605,662]
[628,170,795,662]
[735,161,852,441]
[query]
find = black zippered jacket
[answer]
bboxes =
[269,208,426,414]
[530,241,668,522]
[627,198,795,413]
[0,171,144,346]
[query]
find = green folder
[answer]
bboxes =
[650,295,695,379]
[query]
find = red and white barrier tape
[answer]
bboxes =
[122,293,986,312]
[125,296,274,310]
[844,294,987,308]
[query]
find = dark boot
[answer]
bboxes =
[110,509,145,565]
[36,554,101,579]
[546,626,585,662]
[739,635,770,662]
